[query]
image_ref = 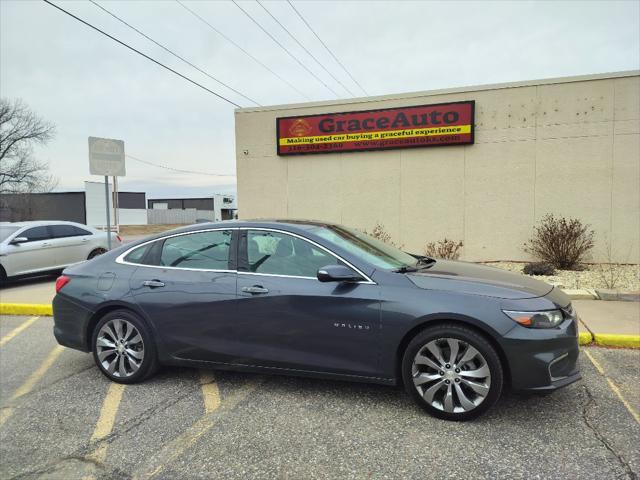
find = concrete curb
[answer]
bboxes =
[593,334,640,349]
[0,303,53,316]
[562,289,599,300]
[578,332,593,345]
[561,288,640,302]
[595,289,640,302]
[0,303,637,348]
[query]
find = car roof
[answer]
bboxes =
[0,220,89,228]
[186,219,340,230]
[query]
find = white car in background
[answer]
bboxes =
[0,221,122,284]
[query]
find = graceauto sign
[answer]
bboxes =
[276,101,474,156]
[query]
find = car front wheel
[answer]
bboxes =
[92,310,158,384]
[402,324,503,421]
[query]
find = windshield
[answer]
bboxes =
[311,225,419,270]
[0,226,20,243]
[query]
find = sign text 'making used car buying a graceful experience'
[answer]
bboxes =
[276,101,475,156]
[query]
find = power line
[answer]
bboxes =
[42,0,242,107]
[90,0,260,106]
[287,0,368,96]
[255,0,355,97]
[126,155,236,177]
[175,0,311,101]
[230,0,341,98]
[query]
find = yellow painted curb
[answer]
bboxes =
[594,334,640,349]
[0,303,53,316]
[578,332,593,346]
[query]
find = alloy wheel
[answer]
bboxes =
[411,337,491,413]
[96,318,144,378]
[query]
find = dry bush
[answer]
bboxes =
[523,262,556,276]
[524,214,594,270]
[594,239,629,289]
[424,238,464,260]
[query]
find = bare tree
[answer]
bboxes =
[0,98,57,194]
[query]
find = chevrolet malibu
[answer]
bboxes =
[53,220,581,420]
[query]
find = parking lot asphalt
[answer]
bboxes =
[1,314,639,480]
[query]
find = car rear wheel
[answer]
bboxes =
[88,248,107,260]
[402,324,503,421]
[92,310,158,384]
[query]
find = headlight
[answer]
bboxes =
[502,309,564,329]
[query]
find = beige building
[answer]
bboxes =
[235,71,640,263]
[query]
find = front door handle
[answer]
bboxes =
[142,280,165,288]
[242,285,269,294]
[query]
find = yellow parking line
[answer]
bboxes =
[583,349,640,425]
[0,316,39,347]
[83,382,126,480]
[132,378,263,480]
[0,344,65,427]
[199,371,221,414]
[10,345,64,401]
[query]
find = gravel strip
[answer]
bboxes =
[483,262,640,291]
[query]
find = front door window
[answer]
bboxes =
[247,230,340,277]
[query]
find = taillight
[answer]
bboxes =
[55,275,70,293]
[116,235,123,243]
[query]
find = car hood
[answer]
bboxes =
[406,260,554,299]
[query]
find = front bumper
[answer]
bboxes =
[500,317,581,392]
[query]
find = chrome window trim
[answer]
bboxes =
[114,226,376,284]
[238,271,317,280]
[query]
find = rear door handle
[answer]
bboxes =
[242,285,269,294]
[142,280,165,288]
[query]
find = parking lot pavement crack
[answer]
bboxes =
[5,385,201,480]
[581,384,638,480]
[6,455,105,480]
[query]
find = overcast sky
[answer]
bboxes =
[1,0,639,198]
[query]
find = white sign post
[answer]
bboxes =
[88,137,126,250]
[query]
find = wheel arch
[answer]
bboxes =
[394,315,511,388]
[88,247,107,260]
[85,301,156,352]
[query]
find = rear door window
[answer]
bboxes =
[21,226,52,242]
[160,230,232,270]
[50,225,91,238]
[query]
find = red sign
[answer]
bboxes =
[277,101,474,156]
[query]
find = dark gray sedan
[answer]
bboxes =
[53,220,580,420]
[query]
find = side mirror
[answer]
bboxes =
[10,237,28,245]
[317,264,363,283]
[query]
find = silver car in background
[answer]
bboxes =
[0,221,121,283]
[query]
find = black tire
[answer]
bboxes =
[91,309,159,384]
[402,323,503,421]
[88,248,107,260]
[0,265,7,287]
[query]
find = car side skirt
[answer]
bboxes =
[163,356,397,386]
